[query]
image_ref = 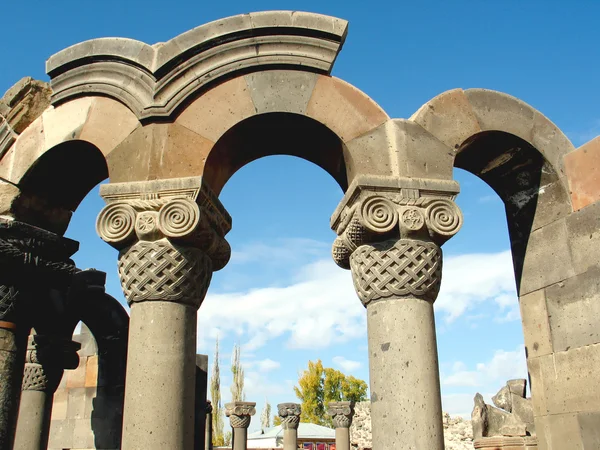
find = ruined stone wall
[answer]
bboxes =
[48,325,122,450]
[523,136,600,449]
[349,402,473,450]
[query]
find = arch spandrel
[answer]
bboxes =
[410,87,576,184]
[0,96,139,185]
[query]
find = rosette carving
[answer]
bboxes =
[96,203,136,244]
[327,401,355,429]
[225,401,256,429]
[278,402,301,430]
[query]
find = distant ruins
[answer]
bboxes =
[0,10,598,450]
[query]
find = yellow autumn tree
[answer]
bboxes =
[293,359,368,426]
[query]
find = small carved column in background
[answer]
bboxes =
[331,177,463,450]
[0,220,78,450]
[225,402,256,450]
[14,335,80,450]
[327,401,355,450]
[278,402,301,450]
[205,400,213,450]
[97,177,231,450]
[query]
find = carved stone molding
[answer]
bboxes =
[277,403,301,430]
[225,401,256,429]
[0,220,78,323]
[97,177,231,307]
[327,401,355,429]
[21,335,81,393]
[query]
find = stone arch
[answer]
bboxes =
[410,88,576,294]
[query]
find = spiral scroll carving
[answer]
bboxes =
[425,199,462,237]
[360,196,398,233]
[327,401,355,429]
[278,402,301,430]
[96,203,136,243]
[225,401,256,429]
[158,198,200,238]
[350,239,442,305]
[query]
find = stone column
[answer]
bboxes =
[205,400,213,450]
[225,402,256,450]
[96,178,231,450]
[0,220,78,449]
[14,335,80,450]
[327,402,355,450]
[331,178,463,450]
[277,403,301,450]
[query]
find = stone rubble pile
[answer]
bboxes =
[350,402,473,450]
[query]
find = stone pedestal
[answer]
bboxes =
[97,178,231,450]
[474,436,538,449]
[327,401,355,450]
[226,402,256,450]
[278,403,301,450]
[330,179,462,450]
[14,335,80,450]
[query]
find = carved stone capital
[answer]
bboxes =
[22,335,81,393]
[97,178,232,308]
[225,401,256,429]
[0,219,78,288]
[97,177,232,270]
[277,402,301,430]
[327,401,355,429]
[330,176,461,270]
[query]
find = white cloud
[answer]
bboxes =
[442,344,528,388]
[256,359,281,373]
[435,250,518,322]
[332,356,362,372]
[197,258,366,352]
[230,238,328,265]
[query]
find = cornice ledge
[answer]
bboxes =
[46,11,348,120]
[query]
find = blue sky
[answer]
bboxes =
[2,0,599,425]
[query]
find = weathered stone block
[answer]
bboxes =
[565,136,600,211]
[530,344,600,416]
[392,119,455,180]
[577,411,600,449]
[519,289,553,358]
[176,76,254,143]
[529,178,571,232]
[67,387,88,420]
[465,89,534,143]
[535,413,584,450]
[545,267,600,352]
[565,200,600,276]
[519,218,575,295]
[67,359,87,388]
[245,70,318,115]
[52,388,68,420]
[343,121,395,182]
[306,75,388,142]
[410,88,481,151]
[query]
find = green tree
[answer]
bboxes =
[273,415,282,426]
[260,399,271,431]
[293,359,368,426]
[230,343,245,401]
[210,337,225,446]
